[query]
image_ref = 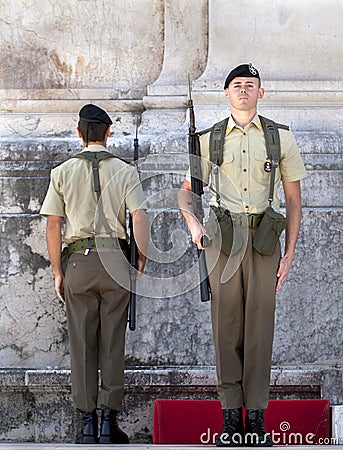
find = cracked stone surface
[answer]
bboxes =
[0,0,164,90]
[0,0,342,443]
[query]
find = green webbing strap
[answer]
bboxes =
[72,151,115,235]
[208,115,286,208]
[209,117,229,206]
[73,151,114,200]
[209,117,229,167]
[259,116,281,206]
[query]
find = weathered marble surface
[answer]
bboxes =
[0,2,342,442]
[0,116,342,368]
[0,0,164,91]
[201,0,343,82]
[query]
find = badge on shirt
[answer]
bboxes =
[264,161,272,173]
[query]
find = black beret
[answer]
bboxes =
[224,63,260,89]
[79,104,113,125]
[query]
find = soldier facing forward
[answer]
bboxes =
[179,64,307,447]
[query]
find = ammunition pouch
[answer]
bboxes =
[207,206,233,256]
[253,207,287,256]
[206,206,249,256]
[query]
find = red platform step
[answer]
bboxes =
[153,399,330,445]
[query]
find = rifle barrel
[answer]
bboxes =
[187,78,211,302]
[128,116,140,330]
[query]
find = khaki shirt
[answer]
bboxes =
[40,144,146,244]
[187,114,307,214]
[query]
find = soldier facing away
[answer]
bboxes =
[40,104,149,444]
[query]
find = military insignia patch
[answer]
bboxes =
[264,161,272,172]
[249,63,257,75]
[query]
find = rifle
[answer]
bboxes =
[128,117,140,330]
[187,77,211,302]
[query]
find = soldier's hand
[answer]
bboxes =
[136,254,147,279]
[54,273,65,304]
[276,253,293,293]
[189,221,210,250]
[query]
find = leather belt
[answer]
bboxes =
[231,213,263,228]
[210,205,263,229]
[68,237,128,254]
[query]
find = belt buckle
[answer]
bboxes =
[232,214,246,227]
[248,214,261,228]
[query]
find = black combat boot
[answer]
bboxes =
[245,410,273,447]
[75,410,98,444]
[216,407,244,447]
[99,409,129,444]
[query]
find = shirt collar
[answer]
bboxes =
[226,113,262,134]
[81,144,107,152]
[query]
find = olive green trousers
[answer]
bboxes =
[206,229,281,410]
[64,250,130,412]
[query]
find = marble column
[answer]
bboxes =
[192,0,343,129]
[200,0,343,81]
[142,0,208,130]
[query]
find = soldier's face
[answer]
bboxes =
[225,77,264,111]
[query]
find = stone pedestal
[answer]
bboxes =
[332,405,343,445]
[0,366,342,443]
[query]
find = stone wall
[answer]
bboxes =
[0,0,342,439]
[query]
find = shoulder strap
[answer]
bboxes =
[73,151,115,198]
[259,116,284,206]
[74,150,115,161]
[258,116,281,167]
[207,117,229,206]
[208,115,289,207]
[72,151,116,236]
[209,117,229,166]
[198,126,213,136]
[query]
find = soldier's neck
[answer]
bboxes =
[82,140,107,148]
[231,108,257,129]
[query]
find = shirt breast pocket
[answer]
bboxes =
[220,152,235,180]
[254,151,269,180]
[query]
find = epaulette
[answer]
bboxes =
[275,122,290,131]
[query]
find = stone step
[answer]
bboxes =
[0,368,342,444]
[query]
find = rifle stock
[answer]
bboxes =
[188,77,211,302]
[128,118,140,331]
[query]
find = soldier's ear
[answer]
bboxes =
[258,87,265,99]
[76,127,82,138]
